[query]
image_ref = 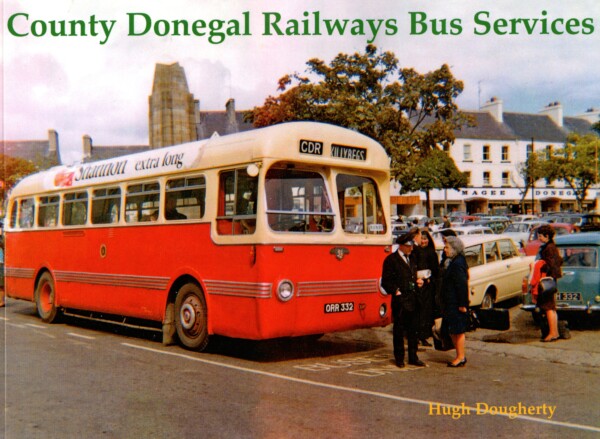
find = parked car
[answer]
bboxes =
[523,223,580,256]
[501,220,549,249]
[459,235,535,308]
[469,219,511,234]
[579,214,600,232]
[521,232,600,318]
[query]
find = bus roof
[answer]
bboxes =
[10,122,390,198]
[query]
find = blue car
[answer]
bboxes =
[522,232,600,317]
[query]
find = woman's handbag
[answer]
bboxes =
[466,309,480,332]
[537,277,557,303]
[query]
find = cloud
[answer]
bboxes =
[3,0,599,164]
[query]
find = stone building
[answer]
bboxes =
[148,62,201,148]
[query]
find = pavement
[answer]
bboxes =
[364,305,600,368]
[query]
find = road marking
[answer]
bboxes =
[122,343,600,433]
[25,323,47,329]
[67,332,95,340]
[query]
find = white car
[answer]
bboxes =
[459,235,535,308]
[501,220,548,249]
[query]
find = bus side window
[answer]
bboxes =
[165,176,205,220]
[62,192,88,226]
[9,201,17,229]
[18,198,35,229]
[92,187,121,224]
[217,169,257,235]
[38,195,60,227]
[125,182,160,223]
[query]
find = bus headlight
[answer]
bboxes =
[379,304,387,318]
[277,280,294,302]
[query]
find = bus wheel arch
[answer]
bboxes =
[34,270,61,323]
[168,277,209,351]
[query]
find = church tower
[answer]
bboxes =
[148,63,200,148]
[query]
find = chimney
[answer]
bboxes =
[83,135,93,159]
[225,98,239,135]
[48,129,58,153]
[575,107,600,124]
[539,102,563,127]
[481,97,503,123]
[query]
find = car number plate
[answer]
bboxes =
[557,292,582,301]
[324,302,354,313]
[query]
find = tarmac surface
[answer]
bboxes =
[365,303,600,368]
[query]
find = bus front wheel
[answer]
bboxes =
[175,283,209,351]
[35,272,61,323]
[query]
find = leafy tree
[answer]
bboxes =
[516,151,545,214]
[538,133,600,212]
[0,154,38,201]
[245,45,472,217]
[592,120,600,135]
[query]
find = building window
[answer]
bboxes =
[463,144,472,162]
[526,143,533,159]
[501,145,510,162]
[482,145,490,162]
[483,171,491,186]
[502,172,510,186]
[464,171,471,187]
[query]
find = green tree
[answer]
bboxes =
[517,150,545,214]
[0,154,38,202]
[245,45,472,217]
[1,154,38,193]
[592,120,600,135]
[538,133,600,212]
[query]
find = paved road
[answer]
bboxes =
[2,298,599,438]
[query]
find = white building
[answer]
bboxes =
[393,98,600,216]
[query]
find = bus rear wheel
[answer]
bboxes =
[35,272,61,323]
[175,283,209,351]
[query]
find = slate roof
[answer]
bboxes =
[197,110,255,139]
[453,111,516,140]
[502,112,570,142]
[1,140,52,162]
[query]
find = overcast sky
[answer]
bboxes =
[3,0,599,164]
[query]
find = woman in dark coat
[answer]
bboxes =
[535,225,563,342]
[441,236,469,367]
[416,228,440,346]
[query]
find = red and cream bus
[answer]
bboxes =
[5,121,392,350]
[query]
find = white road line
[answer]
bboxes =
[67,332,95,340]
[25,323,47,329]
[122,342,600,434]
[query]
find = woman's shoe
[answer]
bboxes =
[541,337,559,343]
[447,358,467,367]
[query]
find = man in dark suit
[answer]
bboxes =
[381,229,426,367]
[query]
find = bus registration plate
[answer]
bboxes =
[324,302,354,313]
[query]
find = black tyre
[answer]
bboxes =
[175,283,209,351]
[35,272,61,323]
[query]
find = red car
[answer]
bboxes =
[523,223,580,256]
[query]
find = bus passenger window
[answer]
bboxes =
[92,188,121,224]
[18,198,35,229]
[62,192,88,226]
[265,168,333,233]
[217,169,258,235]
[165,176,205,220]
[9,201,17,229]
[38,195,60,227]
[336,174,386,235]
[125,182,160,223]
